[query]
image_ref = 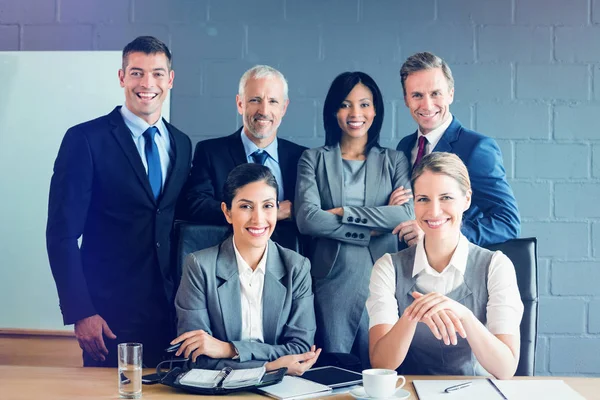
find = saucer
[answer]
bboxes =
[349,386,410,400]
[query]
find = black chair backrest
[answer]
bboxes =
[485,237,538,376]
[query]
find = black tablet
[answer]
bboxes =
[302,366,362,388]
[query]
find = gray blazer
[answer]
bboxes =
[295,144,415,278]
[175,236,316,370]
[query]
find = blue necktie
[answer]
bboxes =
[143,126,162,200]
[251,150,269,165]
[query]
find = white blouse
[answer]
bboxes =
[366,234,524,335]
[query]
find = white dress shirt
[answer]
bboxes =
[120,105,173,189]
[367,234,524,335]
[410,113,453,166]
[232,237,267,342]
[240,130,285,200]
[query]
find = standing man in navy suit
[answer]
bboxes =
[46,36,192,367]
[393,52,520,247]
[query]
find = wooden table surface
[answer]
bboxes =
[1,365,597,399]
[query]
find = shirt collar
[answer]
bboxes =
[417,112,453,146]
[232,236,267,276]
[120,104,167,139]
[240,129,279,163]
[412,233,469,277]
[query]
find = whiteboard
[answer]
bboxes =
[0,51,171,331]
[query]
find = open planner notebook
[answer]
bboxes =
[178,366,265,389]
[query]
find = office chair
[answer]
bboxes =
[485,237,538,376]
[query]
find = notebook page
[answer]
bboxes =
[412,379,505,400]
[222,366,266,389]
[492,379,586,400]
[178,369,222,388]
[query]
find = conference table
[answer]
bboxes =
[1,365,597,399]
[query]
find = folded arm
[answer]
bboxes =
[294,152,371,246]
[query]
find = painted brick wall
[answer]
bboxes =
[1,0,599,376]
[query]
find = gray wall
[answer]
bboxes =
[1,0,598,376]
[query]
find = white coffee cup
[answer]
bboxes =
[362,368,405,398]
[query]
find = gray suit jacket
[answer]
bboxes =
[175,236,315,370]
[295,144,415,278]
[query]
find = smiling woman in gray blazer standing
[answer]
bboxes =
[295,72,415,367]
[173,163,320,375]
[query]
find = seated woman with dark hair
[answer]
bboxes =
[367,152,523,379]
[172,163,320,374]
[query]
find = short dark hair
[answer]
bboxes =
[400,52,454,96]
[122,36,172,70]
[323,71,384,152]
[222,164,279,209]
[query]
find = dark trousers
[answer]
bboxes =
[82,325,173,368]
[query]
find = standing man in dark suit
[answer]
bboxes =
[46,36,192,367]
[182,65,306,227]
[393,52,520,247]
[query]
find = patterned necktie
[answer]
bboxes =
[250,149,269,165]
[143,126,162,200]
[413,135,427,171]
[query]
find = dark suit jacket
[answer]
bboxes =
[46,106,192,330]
[175,236,315,370]
[397,117,521,246]
[182,127,306,225]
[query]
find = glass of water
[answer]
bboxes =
[118,343,142,399]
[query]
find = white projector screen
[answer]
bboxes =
[0,51,171,331]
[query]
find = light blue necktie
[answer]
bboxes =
[143,126,162,200]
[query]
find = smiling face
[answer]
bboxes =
[336,83,376,142]
[404,67,454,135]
[413,170,471,241]
[119,51,173,125]
[221,180,278,253]
[236,77,289,147]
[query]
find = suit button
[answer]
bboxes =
[362,218,367,224]
[156,242,161,248]
[156,208,161,215]
[347,216,353,222]
[359,233,365,239]
[345,232,351,238]
[352,233,358,238]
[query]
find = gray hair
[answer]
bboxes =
[400,52,454,96]
[238,65,289,100]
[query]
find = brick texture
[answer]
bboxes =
[1,0,599,377]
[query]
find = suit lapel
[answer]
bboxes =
[229,128,249,166]
[216,237,243,341]
[109,107,156,203]
[433,117,461,153]
[365,147,384,206]
[323,144,344,207]
[277,140,294,200]
[262,241,286,345]
[400,132,417,167]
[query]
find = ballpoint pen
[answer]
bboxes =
[444,381,473,393]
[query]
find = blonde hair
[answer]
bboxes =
[411,152,471,194]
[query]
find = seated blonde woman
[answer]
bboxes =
[367,152,523,379]
[172,163,320,375]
